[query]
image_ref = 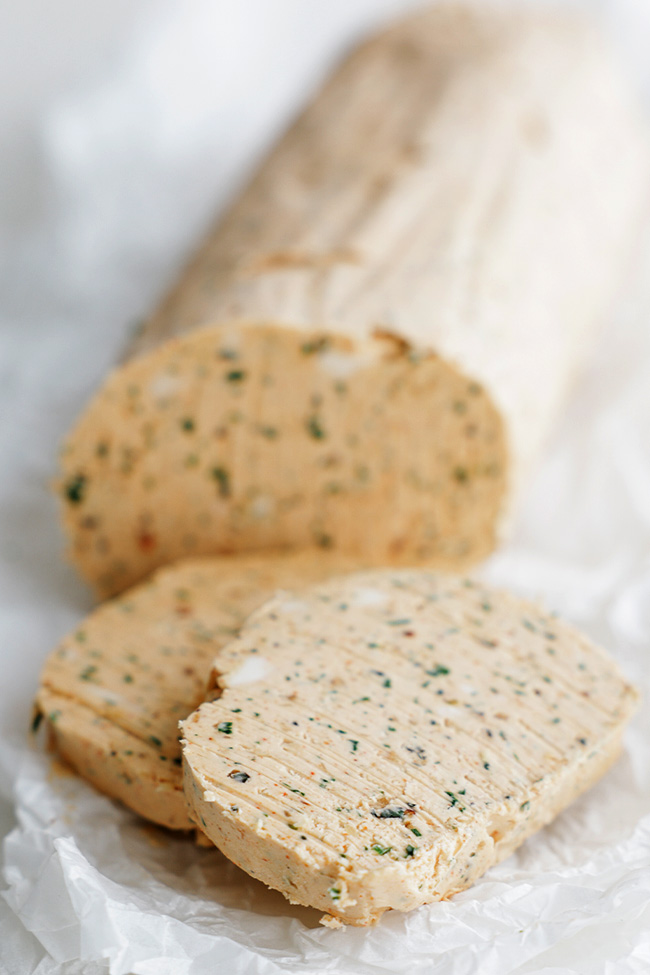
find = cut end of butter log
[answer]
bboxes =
[181,570,638,926]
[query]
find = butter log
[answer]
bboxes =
[58,5,648,596]
[182,571,638,925]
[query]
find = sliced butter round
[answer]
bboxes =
[35,549,355,830]
[182,570,638,924]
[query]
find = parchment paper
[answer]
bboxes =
[2,2,650,972]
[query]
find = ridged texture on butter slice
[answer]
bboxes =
[182,570,638,924]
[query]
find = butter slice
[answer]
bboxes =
[35,550,355,829]
[181,570,638,924]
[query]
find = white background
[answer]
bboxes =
[2,2,650,972]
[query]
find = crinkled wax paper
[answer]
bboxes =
[2,1,650,972]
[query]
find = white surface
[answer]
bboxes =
[1,1,650,973]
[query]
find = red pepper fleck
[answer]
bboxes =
[137,531,157,552]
